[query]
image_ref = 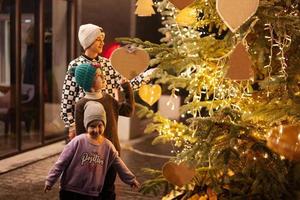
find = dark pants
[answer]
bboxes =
[64,127,70,144]
[98,166,117,200]
[59,190,98,200]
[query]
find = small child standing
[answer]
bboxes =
[44,101,139,200]
[73,63,134,199]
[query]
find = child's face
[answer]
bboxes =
[89,35,105,54]
[87,120,105,137]
[92,69,106,92]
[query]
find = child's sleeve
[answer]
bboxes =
[128,68,157,89]
[45,139,77,187]
[108,143,136,185]
[118,82,135,117]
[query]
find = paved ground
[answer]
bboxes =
[0,135,173,200]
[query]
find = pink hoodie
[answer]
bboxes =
[45,134,136,197]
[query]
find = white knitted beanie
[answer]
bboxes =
[78,24,105,50]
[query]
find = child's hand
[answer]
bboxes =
[68,130,76,140]
[68,126,76,140]
[44,185,52,193]
[131,179,140,191]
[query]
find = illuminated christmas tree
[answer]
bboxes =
[120,0,300,199]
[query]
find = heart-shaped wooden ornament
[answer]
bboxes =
[169,0,194,10]
[216,0,259,32]
[225,42,253,81]
[162,161,196,187]
[138,84,162,106]
[110,47,150,80]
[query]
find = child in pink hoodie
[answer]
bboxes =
[44,101,139,200]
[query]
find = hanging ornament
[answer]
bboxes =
[138,84,162,106]
[175,5,198,26]
[135,0,155,17]
[110,45,150,80]
[162,161,196,187]
[169,0,194,10]
[267,124,300,161]
[225,42,254,81]
[216,0,259,32]
[158,95,181,120]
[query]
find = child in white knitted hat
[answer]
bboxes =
[45,101,139,200]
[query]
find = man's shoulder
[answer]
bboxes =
[68,55,89,69]
[68,55,113,70]
[98,56,113,68]
[98,56,109,62]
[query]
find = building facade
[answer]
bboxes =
[0,0,161,159]
[0,0,78,158]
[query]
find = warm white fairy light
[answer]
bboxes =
[155,0,199,46]
[264,153,268,159]
[276,33,291,79]
[152,0,258,164]
[264,23,291,82]
[166,88,179,111]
